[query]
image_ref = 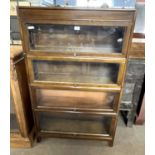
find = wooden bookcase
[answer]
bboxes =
[17,7,135,146]
[10,45,34,148]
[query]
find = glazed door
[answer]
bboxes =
[27,56,126,88]
[30,87,120,113]
[35,111,114,139]
[18,7,135,57]
[27,24,126,55]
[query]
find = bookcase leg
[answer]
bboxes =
[108,140,114,147]
[126,109,135,127]
[36,136,41,143]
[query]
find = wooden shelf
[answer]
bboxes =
[30,82,121,93]
[38,131,112,141]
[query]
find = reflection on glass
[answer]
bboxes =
[36,89,116,110]
[39,112,111,135]
[33,60,119,84]
[10,94,19,132]
[76,0,112,8]
[28,24,125,54]
[23,0,135,8]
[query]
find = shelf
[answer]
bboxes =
[38,112,112,136]
[38,131,112,141]
[35,89,118,112]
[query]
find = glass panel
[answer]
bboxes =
[10,94,19,132]
[10,16,21,45]
[33,60,119,85]
[36,89,117,110]
[28,24,125,54]
[39,112,111,135]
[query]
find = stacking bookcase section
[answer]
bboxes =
[33,60,119,84]
[27,56,126,88]
[27,24,125,55]
[35,111,114,141]
[18,7,135,57]
[18,7,136,146]
[30,87,120,113]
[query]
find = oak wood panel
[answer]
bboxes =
[30,81,121,90]
[10,126,35,148]
[24,51,125,58]
[15,58,34,135]
[128,39,145,59]
[27,54,126,62]
[10,45,23,59]
[34,108,117,116]
[17,7,135,23]
[10,132,32,148]
[10,59,28,137]
[38,131,112,141]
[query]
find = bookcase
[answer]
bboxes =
[18,7,135,146]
